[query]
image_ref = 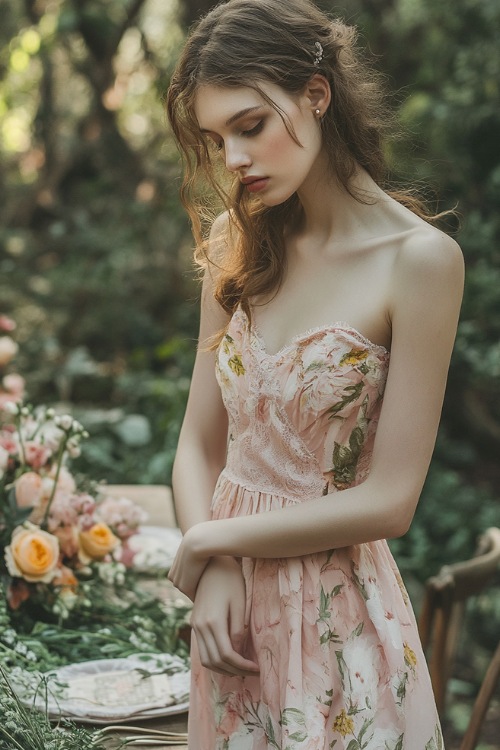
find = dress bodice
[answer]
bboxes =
[215,306,390,501]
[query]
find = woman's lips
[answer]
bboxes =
[244,177,269,193]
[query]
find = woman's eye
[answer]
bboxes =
[241,121,263,138]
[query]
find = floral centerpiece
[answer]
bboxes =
[0,316,190,748]
[1,402,146,616]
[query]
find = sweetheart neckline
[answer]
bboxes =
[237,306,391,359]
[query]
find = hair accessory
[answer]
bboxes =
[313,41,324,67]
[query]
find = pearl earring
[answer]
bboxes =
[315,109,321,116]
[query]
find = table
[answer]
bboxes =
[102,485,189,749]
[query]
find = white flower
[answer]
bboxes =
[55,414,73,431]
[342,633,382,713]
[3,400,18,415]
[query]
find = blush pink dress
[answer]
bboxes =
[188,306,444,750]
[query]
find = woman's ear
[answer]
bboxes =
[304,74,331,116]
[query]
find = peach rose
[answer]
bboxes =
[79,522,119,562]
[5,523,60,583]
[15,471,45,508]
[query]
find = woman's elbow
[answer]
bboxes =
[383,493,419,539]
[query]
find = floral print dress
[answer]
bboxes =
[188,306,443,750]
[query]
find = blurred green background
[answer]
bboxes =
[1,0,499,741]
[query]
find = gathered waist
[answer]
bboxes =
[210,468,323,521]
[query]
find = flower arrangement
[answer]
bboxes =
[0,315,190,746]
[0,401,150,616]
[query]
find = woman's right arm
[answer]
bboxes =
[172,216,259,677]
[171,260,229,534]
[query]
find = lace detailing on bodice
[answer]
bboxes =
[215,306,390,500]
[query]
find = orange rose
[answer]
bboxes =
[79,522,119,562]
[52,564,78,588]
[5,523,60,583]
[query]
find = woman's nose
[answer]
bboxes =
[224,139,251,172]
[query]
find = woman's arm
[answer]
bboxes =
[169,231,464,596]
[172,215,260,676]
[171,219,230,533]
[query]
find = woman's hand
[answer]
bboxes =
[168,523,212,601]
[190,556,259,677]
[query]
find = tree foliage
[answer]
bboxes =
[1,0,499,575]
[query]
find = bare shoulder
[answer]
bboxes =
[391,224,464,307]
[207,210,241,262]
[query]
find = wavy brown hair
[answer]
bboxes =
[166,0,441,325]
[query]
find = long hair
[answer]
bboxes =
[166,0,440,326]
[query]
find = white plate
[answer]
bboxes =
[14,654,190,724]
[129,526,182,573]
[57,699,190,725]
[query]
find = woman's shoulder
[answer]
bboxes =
[393,222,464,287]
[207,210,241,262]
[386,222,464,325]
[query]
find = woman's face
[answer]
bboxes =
[194,82,324,206]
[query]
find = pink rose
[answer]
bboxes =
[15,471,45,508]
[0,336,18,367]
[0,315,16,332]
[23,440,52,469]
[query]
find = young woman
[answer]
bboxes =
[166,1,464,747]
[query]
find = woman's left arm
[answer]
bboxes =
[169,232,464,599]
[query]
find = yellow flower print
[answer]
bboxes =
[339,349,369,367]
[404,642,418,669]
[333,709,354,737]
[228,354,245,376]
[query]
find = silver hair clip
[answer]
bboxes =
[313,41,323,67]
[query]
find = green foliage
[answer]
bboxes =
[1,0,499,694]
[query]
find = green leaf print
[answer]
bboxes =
[346,739,361,750]
[424,725,444,750]
[320,628,342,645]
[395,671,408,706]
[327,382,364,417]
[335,650,352,692]
[265,715,280,750]
[288,730,309,742]
[222,334,234,355]
[358,717,374,744]
[280,708,306,727]
[316,583,344,623]
[353,621,364,637]
[329,742,338,749]
[350,563,370,601]
[393,735,405,750]
[327,398,370,489]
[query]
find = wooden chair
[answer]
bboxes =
[460,638,500,750]
[418,526,500,717]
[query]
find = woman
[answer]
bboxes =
[166,0,464,747]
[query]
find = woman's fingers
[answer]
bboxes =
[194,625,259,677]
